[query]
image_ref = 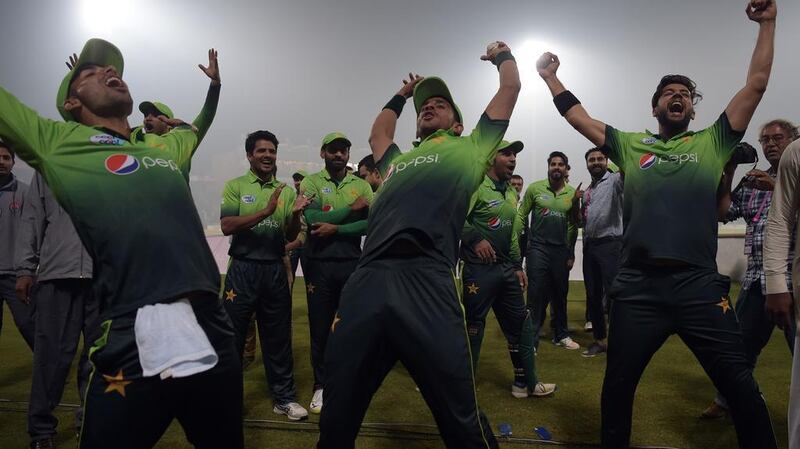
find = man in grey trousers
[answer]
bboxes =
[15,172,99,449]
[0,141,34,350]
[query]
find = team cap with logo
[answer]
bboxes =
[413,77,463,124]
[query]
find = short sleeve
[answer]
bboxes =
[220,181,240,218]
[469,113,509,168]
[602,125,630,169]
[376,144,402,177]
[707,113,745,165]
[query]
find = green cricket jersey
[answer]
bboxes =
[0,86,219,319]
[300,169,373,260]
[364,113,509,267]
[604,113,743,268]
[220,171,298,261]
[518,179,578,250]
[461,175,523,267]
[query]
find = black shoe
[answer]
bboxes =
[30,438,56,449]
[581,342,607,358]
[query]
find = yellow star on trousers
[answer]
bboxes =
[103,370,132,398]
[467,283,479,295]
[331,314,341,333]
[717,298,731,314]
[307,283,316,294]
[225,289,237,302]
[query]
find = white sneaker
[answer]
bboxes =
[530,382,557,397]
[584,321,593,331]
[273,402,309,421]
[309,389,323,414]
[511,382,557,398]
[554,336,580,350]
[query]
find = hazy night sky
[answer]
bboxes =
[2,0,798,224]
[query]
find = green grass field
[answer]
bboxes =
[0,281,791,449]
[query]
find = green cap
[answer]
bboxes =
[56,38,125,122]
[321,132,351,147]
[412,77,463,123]
[138,101,174,119]
[497,140,524,154]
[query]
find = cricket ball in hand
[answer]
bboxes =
[486,42,501,53]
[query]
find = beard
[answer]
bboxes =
[655,108,691,133]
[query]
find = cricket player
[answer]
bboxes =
[300,132,373,414]
[318,40,520,449]
[0,38,243,449]
[220,130,312,421]
[518,151,580,350]
[536,1,778,447]
[461,140,556,398]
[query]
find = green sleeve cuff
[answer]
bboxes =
[305,206,352,225]
[337,220,368,236]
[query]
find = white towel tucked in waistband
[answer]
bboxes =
[135,299,218,380]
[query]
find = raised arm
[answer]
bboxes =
[480,42,521,121]
[193,48,222,143]
[368,74,424,164]
[725,1,776,132]
[536,53,606,148]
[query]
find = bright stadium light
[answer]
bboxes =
[80,0,134,38]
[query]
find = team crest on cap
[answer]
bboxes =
[639,153,657,170]
[641,137,657,145]
[241,195,255,204]
[104,154,140,175]
[91,134,126,146]
[487,217,501,230]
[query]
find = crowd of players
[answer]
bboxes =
[0,1,798,448]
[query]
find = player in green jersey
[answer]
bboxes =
[138,49,221,143]
[518,151,580,350]
[318,41,520,449]
[461,140,556,399]
[0,38,243,449]
[357,154,382,192]
[299,132,373,414]
[536,1,778,448]
[220,130,312,421]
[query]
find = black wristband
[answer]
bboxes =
[383,94,406,117]
[493,51,515,70]
[553,90,581,116]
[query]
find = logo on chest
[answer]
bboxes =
[105,154,140,175]
[322,187,332,194]
[384,153,441,183]
[91,134,126,146]
[486,199,503,208]
[241,195,256,204]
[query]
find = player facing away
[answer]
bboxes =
[0,38,243,449]
[317,42,520,449]
[537,1,778,448]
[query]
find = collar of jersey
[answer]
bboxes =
[411,128,457,148]
[482,175,509,193]
[246,169,278,186]
[91,126,135,143]
[645,128,696,142]
[317,169,356,186]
